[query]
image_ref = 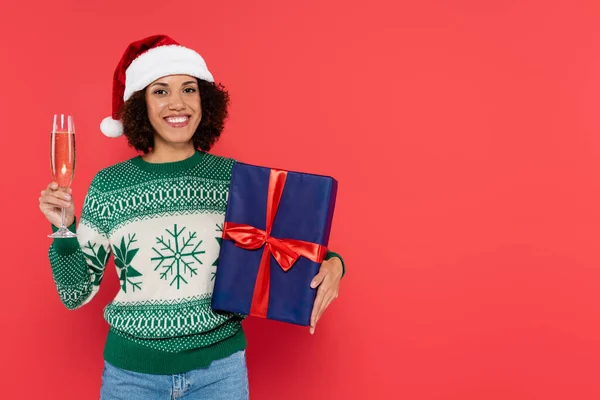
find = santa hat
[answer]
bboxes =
[100,34,214,138]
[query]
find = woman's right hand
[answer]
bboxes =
[39,182,75,229]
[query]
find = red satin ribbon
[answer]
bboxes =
[222,169,327,318]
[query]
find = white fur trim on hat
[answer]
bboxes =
[124,45,214,101]
[100,116,124,138]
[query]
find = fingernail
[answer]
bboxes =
[310,281,316,288]
[65,194,71,200]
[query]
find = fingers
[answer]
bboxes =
[310,269,328,289]
[315,290,337,326]
[40,190,72,209]
[310,270,341,334]
[310,288,334,335]
[310,286,326,332]
[309,269,329,333]
[310,288,339,334]
[39,183,72,210]
[45,182,71,196]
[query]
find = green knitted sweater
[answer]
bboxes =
[48,151,344,374]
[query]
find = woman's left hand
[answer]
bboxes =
[309,257,344,334]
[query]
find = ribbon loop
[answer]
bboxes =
[266,236,301,271]
[222,223,266,250]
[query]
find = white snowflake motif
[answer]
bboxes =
[151,224,205,289]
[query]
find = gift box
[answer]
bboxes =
[211,162,337,326]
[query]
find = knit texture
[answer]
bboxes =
[48,150,343,374]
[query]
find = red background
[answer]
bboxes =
[2,0,600,399]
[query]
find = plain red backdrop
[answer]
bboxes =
[2,0,600,398]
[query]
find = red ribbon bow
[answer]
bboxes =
[222,169,327,318]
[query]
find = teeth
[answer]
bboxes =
[166,116,188,123]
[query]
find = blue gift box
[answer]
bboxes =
[211,162,338,326]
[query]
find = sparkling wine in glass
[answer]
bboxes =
[48,114,77,238]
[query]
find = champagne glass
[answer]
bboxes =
[48,114,77,238]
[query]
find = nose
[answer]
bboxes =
[168,92,185,111]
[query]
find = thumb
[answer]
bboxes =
[310,270,328,289]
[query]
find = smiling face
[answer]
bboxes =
[145,74,202,148]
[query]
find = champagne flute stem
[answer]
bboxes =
[61,206,66,229]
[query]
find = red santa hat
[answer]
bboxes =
[100,34,214,138]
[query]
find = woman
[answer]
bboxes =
[38,35,345,399]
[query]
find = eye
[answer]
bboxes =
[183,87,197,93]
[153,89,167,95]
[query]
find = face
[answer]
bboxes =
[145,74,201,148]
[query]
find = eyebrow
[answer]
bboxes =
[150,81,198,88]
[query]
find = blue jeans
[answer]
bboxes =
[99,350,249,400]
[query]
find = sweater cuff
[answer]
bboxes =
[325,250,345,277]
[51,217,79,256]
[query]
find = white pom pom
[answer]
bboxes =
[100,116,124,138]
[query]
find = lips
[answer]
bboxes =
[164,115,190,128]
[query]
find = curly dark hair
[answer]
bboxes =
[119,79,229,153]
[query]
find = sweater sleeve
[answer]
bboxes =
[48,177,112,310]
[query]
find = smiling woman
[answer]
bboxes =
[37,34,345,400]
[147,77,202,139]
[120,76,229,156]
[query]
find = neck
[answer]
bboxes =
[143,142,196,163]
